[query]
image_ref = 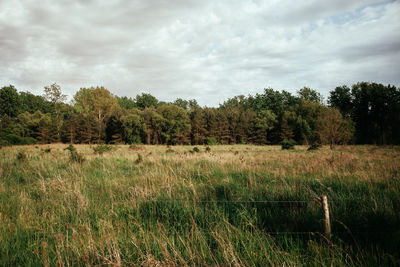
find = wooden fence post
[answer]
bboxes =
[321,195,331,238]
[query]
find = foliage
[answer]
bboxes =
[281,139,295,150]
[1,82,399,145]
[297,87,323,104]
[205,137,218,145]
[93,144,113,155]
[193,146,200,153]
[135,153,143,164]
[157,104,190,145]
[0,85,21,117]
[64,144,84,163]
[120,109,146,144]
[205,146,211,152]
[307,143,321,151]
[316,108,354,149]
[135,93,158,109]
[16,151,26,161]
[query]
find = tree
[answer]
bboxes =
[117,96,137,109]
[120,109,146,144]
[328,85,353,118]
[0,85,21,117]
[73,87,118,143]
[143,107,164,144]
[288,100,325,145]
[157,104,190,145]
[19,91,52,114]
[135,93,158,109]
[249,110,277,144]
[43,83,67,141]
[317,108,354,149]
[190,108,207,145]
[297,87,323,104]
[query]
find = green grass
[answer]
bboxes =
[0,144,399,266]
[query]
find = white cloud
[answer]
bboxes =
[0,0,399,106]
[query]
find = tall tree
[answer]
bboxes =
[0,85,21,117]
[249,110,277,144]
[136,93,158,109]
[297,87,323,104]
[143,107,164,144]
[328,85,353,118]
[317,108,354,149]
[120,108,146,144]
[190,108,207,145]
[43,83,67,142]
[73,86,118,143]
[157,104,190,145]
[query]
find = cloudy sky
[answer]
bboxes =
[1,0,399,106]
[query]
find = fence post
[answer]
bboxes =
[321,195,331,238]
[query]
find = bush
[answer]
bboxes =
[44,148,51,153]
[16,151,27,161]
[281,139,295,150]
[65,145,84,163]
[135,153,143,164]
[193,147,200,153]
[205,146,211,152]
[1,134,37,145]
[93,144,113,155]
[307,143,321,151]
[206,137,218,145]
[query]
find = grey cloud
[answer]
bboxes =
[0,0,399,107]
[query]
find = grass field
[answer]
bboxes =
[0,144,399,266]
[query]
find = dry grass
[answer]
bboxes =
[0,144,399,266]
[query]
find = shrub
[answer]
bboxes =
[93,144,113,155]
[206,137,218,145]
[44,148,51,153]
[135,153,143,164]
[64,144,76,152]
[1,134,37,145]
[281,139,295,150]
[193,147,200,153]
[65,144,84,163]
[307,143,321,151]
[205,146,211,152]
[16,151,26,161]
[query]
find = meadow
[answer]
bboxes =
[0,144,399,266]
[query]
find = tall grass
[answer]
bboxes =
[0,144,399,266]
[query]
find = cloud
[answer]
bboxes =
[0,0,399,106]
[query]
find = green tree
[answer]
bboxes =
[117,96,137,109]
[120,109,146,144]
[317,108,354,149]
[0,85,21,117]
[190,108,207,145]
[136,93,158,109]
[157,104,190,145]
[43,83,67,141]
[249,110,277,144]
[297,87,323,104]
[328,85,353,118]
[73,87,118,143]
[142,107,164,144]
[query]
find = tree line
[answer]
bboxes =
[0,82,399,147]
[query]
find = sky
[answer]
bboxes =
[1,0,399,106]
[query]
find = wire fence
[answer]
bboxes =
[134,195,392,236]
